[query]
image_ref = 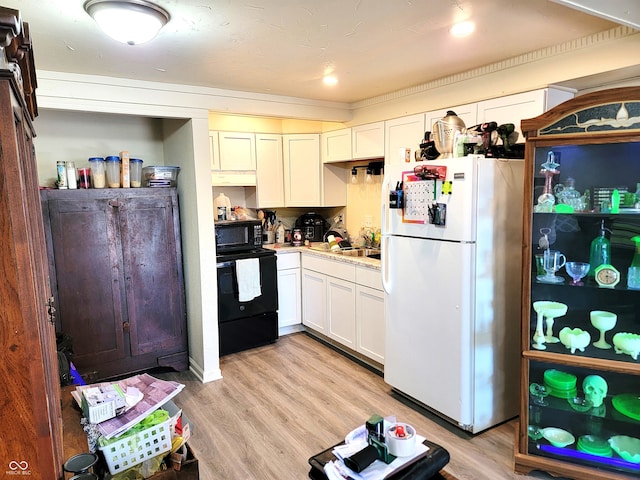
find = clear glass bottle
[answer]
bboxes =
[588,220,610,277]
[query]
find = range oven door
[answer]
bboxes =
[216,249,278,355]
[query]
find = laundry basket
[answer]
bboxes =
[98,416,172,474]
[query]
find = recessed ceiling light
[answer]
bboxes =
[450,20,475,38]
[84,0,170,45]
[323,76,338,86]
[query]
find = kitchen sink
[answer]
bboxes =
[340,247,381,258]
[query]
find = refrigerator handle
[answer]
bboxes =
[381,176,391,294]
[381,235,391,294]
[381,174,390,236]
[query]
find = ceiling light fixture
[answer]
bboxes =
[84,0,170,45]
[450,20,475,38]
[323,75,338,86]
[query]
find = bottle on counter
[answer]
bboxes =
[327,234,340,252]
[275,221,286,244]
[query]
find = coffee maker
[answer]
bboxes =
[296,212,327,243]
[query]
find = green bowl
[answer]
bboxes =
[544,369,577,390]
[578,435,613,457]
[609,435,640,463]
[543,380,577,399]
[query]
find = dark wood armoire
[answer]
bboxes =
[0,7,64,479]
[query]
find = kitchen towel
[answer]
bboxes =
[236,258,262,302]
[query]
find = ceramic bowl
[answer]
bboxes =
[559,327,591,354]
[608,435,640,463]
[612,332,640,360]
[543,427,575,448]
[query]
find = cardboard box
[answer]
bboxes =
[80,384,126,424]
[148,443,199,480]
[120,150,130,188]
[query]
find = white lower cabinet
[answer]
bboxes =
[302,254,385,364]
[327,276,356,348]
[301,268,327,333]
[276,251,301,329]
[355,285,385,364]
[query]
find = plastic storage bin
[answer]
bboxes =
[98,418,172,475]
[142,166,180,188]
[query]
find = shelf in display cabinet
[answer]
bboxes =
[524,360,640,477]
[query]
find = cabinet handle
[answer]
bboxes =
[46,296,56,325]
[123,321,130,333]
[108,200,121,208]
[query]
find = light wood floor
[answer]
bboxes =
[158,332,565,480]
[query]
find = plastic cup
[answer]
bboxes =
[88,157,106,188]
[130,158,143,188]
[105,156,121,188]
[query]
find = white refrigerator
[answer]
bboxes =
[381,154,524,433]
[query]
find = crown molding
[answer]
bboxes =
[352,26,638,110]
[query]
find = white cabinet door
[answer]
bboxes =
[302,268,326,333]
[218,131,256,171]
[283,134,321,207]
[477,89,573,145]
[256,133,284,208]
[356,285,385,364]
[384,113,426,166]
[352,122,384,159]
[327,276,356,348]
[277,267,301,328]
[209,131,220,170]
[425,104,478,134]
[322,128,352,163]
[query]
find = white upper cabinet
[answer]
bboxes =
[217,131,257,171]
[425,104,478,135]
[210,131,257,186]
[255,134,284,208]
[283,134,321,207]
[352,121,384,159]
[384,113,426,166]
[476,88,574,144]
[321,128,352,163]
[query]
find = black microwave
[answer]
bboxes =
[215,220,263,253]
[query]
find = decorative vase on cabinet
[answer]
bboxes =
[41,188,189,382]
[515,87,640,480]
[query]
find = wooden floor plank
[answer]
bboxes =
[158,333,566,480]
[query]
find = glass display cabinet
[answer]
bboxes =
[515,87,640,480]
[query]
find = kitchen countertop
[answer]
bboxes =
[264,243,381,270]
